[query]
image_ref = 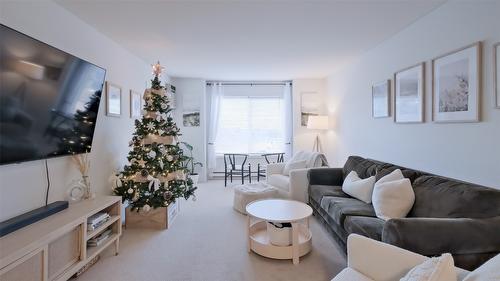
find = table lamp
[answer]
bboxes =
[307,115,328,152]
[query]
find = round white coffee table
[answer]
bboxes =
[246,199,313,265]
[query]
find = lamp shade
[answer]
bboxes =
[307,115,329,130]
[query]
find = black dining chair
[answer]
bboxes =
[223,153,251,187]
[257,153,285,182]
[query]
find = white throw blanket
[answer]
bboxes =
[289,151,329,168]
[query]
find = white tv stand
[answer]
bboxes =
[0,196,122,281]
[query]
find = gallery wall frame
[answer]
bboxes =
[300,91,321,126]
[130,90,142,119]
[394,63,425,123]
[432,42,481,123]
[495,42,500,109]
[106,81,122,117]
[372,80,391,118]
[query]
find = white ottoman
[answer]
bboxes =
[233,182,278,214]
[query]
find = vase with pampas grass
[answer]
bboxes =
[72,153,94,199]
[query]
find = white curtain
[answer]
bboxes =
[283,82,293,160]
[207,83,224,170]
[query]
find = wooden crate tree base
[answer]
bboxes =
[125,201,179,230]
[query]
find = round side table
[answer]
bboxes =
[245,199,313,265]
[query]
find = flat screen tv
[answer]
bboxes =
[0,24,106,165]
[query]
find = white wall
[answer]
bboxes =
[326,1,500,189]
[171,77,208,181]
[0,0,152,221]
[292,79,327,153]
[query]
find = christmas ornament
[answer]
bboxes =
[166,155,174,162]
[161,103,167,110]
[147,150,157,159]
[127,188,134,194]
[163,191,173,200]
[158,129,165,135]
[140,169,149,178]
[142,204,151,212]
[137,159,146,167]
[146,122,155,130]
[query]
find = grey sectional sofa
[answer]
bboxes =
[307,156,500,270]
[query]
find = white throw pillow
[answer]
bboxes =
[377,168,404,184]
[372,177,415,220]
[282,160,307,176]
[400,253,457,281]
[463,253,500,281]
[342,171,376,203]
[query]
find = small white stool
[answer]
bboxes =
[233,183,278,214]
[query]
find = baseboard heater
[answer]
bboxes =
[0,201,69,237]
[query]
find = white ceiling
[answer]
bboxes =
[55,0,445,80]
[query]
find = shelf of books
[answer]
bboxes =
[86,233,119,260]
[87,215,120,241]
[84,201,121,264]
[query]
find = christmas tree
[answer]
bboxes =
[113,62,197,212]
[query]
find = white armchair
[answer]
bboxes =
[266,151,327,203]
[332,234,470,281]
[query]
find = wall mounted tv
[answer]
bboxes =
[0,24,106,165]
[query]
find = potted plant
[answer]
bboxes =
[180,142,203,185]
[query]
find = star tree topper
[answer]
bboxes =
[152,61,165,77]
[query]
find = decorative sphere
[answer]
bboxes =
[142,204,151,212]
[141,169,149,177]
[127,188,134,194]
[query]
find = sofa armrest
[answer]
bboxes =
[307,167,343,186]
[289,168,310,203]
[347,234,428,281]
[266,163,286,177]
[382,217,500,256]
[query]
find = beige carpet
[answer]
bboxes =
[76,180,346,281]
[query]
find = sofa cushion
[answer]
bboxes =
[320,196,376,226]
[331,268,375,281]
[343,216,384,241]
[376,163,428,184]
[343,156,382,180]
[409,175,500,218]
[267,174,289,191]
[309,185,349,205]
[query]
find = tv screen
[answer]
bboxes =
[0,24,106,165]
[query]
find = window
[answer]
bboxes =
[215,96,285,154]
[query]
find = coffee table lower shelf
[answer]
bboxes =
[248,221,312,263]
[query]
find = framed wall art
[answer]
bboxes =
[394,63,425,123]
[432,42,481,122]
[106,81,122,117]
[495,42,499,108]
[300,91,321,126]
[372,80,390,118]
[130,90,142,118]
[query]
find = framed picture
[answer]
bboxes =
[394,63,425,123]
[432,42,481,122]
[300,92,321,126]
[130,90,142,118]
[372,80,390,118]
[183,110,200,127]
[106,82,121,117]
[495,42,500,108]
